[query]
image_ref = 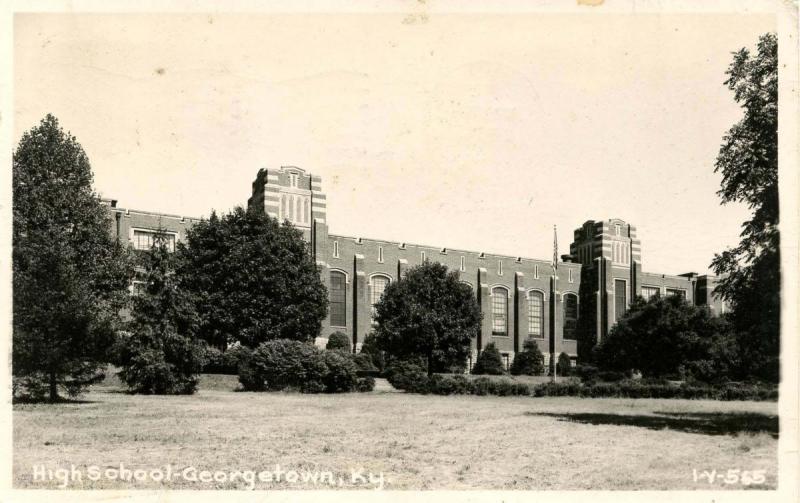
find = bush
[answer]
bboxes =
[360,333,385,372]
[471,343,505,375]
[353,352,378,373]
[238,339,328,392]
[326,331,351,352]
[428,374,473,395]
[356,376,376,392]
[574,364,599,383]
[510,339,546,376]
[556,352,572,376]
[598,370,626,382]
[222,344,253,371]
[322,350,359,392]
[385,359,430,393]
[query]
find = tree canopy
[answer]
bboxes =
[176,206,328,349]
[374,262,481,375]
[710,32,779,382]
[13,114,134,401]
[593,295,733,380]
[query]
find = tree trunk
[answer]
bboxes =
[49,372,58,402]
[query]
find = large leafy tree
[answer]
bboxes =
[176,207,328,349]
[374,262,481,375]
[116,232,207,394]
[593,295,733,380]
[711,33,779,382]
[13,115,134,401]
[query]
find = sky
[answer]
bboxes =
[13,12,775,275]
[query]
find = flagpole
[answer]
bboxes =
[552,224,558,384]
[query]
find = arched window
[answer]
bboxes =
[491,287,508,336]
[563,293,578,340]
[370,275,391,322]
[329,271,347,327]
[528,290,544,338]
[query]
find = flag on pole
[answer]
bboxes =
[553,225,558,271]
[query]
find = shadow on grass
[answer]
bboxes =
[528,411,778,438]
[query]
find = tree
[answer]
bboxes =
[510,339,545,376]
[116,232,208,394]
[711,33,779,382]
[360,332,385,372]
[12,115,134,402]
[471,342,505,375]
[593,295,730,379]
[556,352,573,377]
[176,207,328,349]
[326,331,351,352]
[374,262,481,375]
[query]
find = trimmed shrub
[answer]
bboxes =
[360,333,385,372]
[471,343,505,375]
[428,374,473,395]
[322,350,359,393]
[223,344,253,371]
[510,339,546,376]
[355,376,376,392]
[385,359,430,393]
[238,339,327,392]
[556,352,572,376]
[326,331,351,352]
[353,352,378,373]
[574,364,599,383]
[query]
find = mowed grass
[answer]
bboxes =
[13,373,778,490]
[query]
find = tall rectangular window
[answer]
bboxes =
[370,275,390,322]
[133,229,175,252]
[498,260,503,276]
[491,287,508,336]
[568,269,574,283]
[563,293,578,340]
[614,279,627,322]
[333,241,339,258]
[378,246,384,263]
[528,291,544,338]
[666,288,686,299]
[329,271,347,327]
[534,264,540,279]
[641,286,660,302]
[460,256,465,272]
[421,251,426,262]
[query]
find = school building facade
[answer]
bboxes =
[104,165,727,369]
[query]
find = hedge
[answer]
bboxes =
[387,370,777,401]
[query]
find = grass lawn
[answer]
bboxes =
[13,373,778,490]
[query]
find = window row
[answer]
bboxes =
[329,271,394,328]
[280,194,311,225]
[329,272,576,341]
[492,287,577,340]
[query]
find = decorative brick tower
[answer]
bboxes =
[569,219,642,353]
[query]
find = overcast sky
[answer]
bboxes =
[14,13,775,275]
